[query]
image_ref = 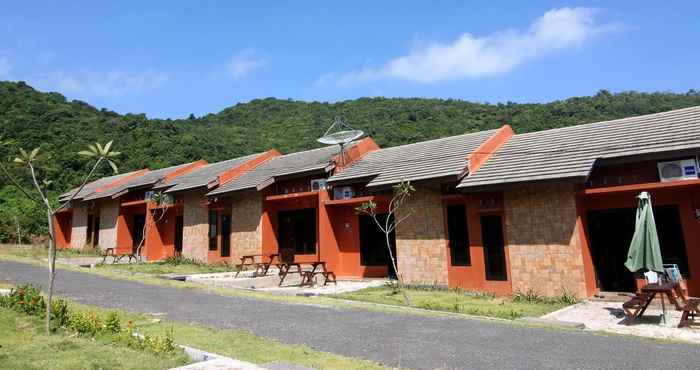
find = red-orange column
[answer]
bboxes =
[318,190,341,272]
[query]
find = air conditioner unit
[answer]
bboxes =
[333,186,355,200]
[657,158,698,182]
[310,179,327,191]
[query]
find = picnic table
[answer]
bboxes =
[234,254,279,277]
[277,261,336,287]
[623,282,687,325]
[100,247,138,264]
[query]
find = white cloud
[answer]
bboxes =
[0,57,11,77]
[333,7,620,85]
[36,70,169,97]
[226,50,267,79]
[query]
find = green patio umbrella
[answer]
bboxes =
[625,191,664,273]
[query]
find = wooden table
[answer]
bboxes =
[277,262,304,286]
[235,254,280,277]
[630,282,687,324]
[300,262,327,286]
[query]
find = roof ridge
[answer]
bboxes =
[514,105,700,138]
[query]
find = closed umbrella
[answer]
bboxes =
[625,191,668,324]
[625,192,664,274]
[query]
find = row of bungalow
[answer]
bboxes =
[54,106,700,298]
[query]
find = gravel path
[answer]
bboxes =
[2,260,699,369]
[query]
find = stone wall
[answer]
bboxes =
[395,187,449,285]
[504,182,587,298]
[98,200,119,250]
[230,192,263,261]
[70,204,88,250]
[182,192,208,262]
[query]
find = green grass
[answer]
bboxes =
[0,307,190,370]
[95,260,232,275]
[334,285,572,319]
[0,244,102,260]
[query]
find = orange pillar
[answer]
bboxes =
[318,189,341,272]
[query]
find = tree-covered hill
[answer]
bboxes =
[1,80,699,240]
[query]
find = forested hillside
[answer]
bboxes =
[1,80,699,241]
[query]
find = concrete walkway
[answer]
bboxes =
[2,260,700,369]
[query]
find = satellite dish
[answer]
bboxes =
[317,117,364,166]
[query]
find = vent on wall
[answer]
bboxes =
[657,158,698,182]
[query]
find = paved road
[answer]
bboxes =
[2,260,699,369]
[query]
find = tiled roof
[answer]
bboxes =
[83,162,197,200]
[327,129,499,187]
[458,106,700,189]
[207,145,343,196]
[58,170,144,202]
[159,153,263,194]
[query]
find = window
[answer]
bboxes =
[446,204,470,266]
[481,215,507,281]
[220,214,231,257]
[208,210,218,251]
[359,214,396,266]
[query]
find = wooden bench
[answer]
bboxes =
[679,298,700,328]
[622,293,653,324]
[100,248,138,264]
[235,254,279,277]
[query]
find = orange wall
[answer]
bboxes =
[115,204,146,254]
[444,195,512,295]
[54,212,72,249]
[577,184,700,296]
[260,190,391,278]
[143,204,180,261]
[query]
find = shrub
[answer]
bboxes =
[105,311,121,334]
[68,311,103,336]
[2,284,45,316]
[51,298,70,327]
[512,289,545,303]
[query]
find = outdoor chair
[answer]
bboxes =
[678,298,700,328]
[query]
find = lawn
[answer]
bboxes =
[0,284,388,370]
[334,285,575,319]
[95,259,233,275]
[0,307,190,370]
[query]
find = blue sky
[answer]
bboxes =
[1,1,699,118]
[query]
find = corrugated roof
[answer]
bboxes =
[160,153,263,194]
[458,106,700,189]
[327,129,499,187]
[83,162,197,200]
[58,170,144,202]
[207,145,343,196]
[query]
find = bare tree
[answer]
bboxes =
[3,141,119,334]
[356,180,415,288]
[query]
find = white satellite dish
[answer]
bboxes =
[317,117,364,166]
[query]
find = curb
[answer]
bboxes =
[520,317,586,329]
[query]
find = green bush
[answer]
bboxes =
[68,311,103,337]
[51,298,70,327]
[105,311,121,334]
[1,284,46,316]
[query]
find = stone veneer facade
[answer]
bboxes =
[230,191,263,261]
[98,200,119,250]
[395,187,449,285]
[503,182,587,298]
[70,204,88,250]
[182,192,209,262]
